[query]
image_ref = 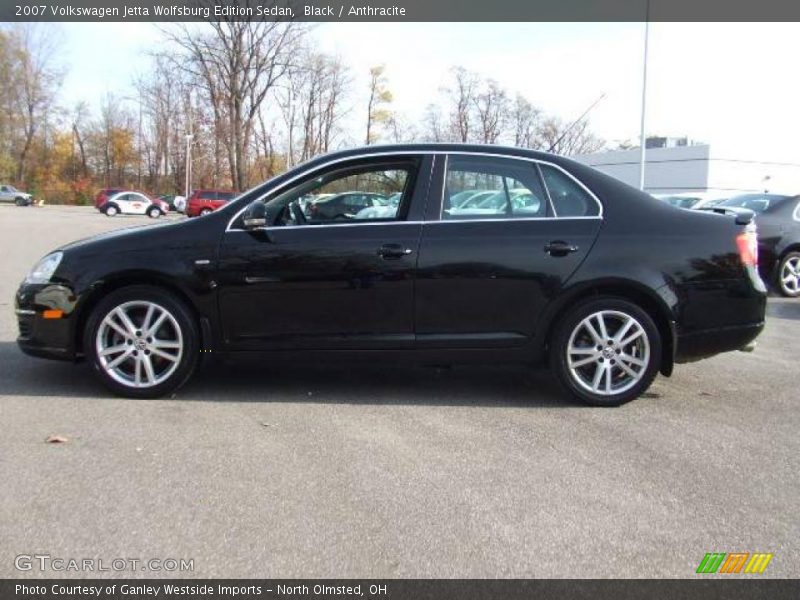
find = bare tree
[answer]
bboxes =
[473,79,509,144]
[510,94,542,149]
[71,101,90,178]
[165,19,305,190]
[445,67,478,143]
[8,24,64,182]
[277,51,351,164]
[365,64,392,145]
[421,104,447,142]
[538,116,605,156]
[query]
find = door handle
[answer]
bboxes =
[377,244,413,259]
[544,241,579,256]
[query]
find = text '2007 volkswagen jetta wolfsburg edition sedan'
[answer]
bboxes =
[16,144,766,406]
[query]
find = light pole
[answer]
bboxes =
[184,90,194,200]
[184,134,193,200]
[638,1,651,191]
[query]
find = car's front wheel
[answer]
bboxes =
[777,251,800,297]
[550,297,661,406]
[200,208,212,216]
[147,206,162,219]
[84,285,200,398]
[104,204,119,217]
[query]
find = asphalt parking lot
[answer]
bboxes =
[0,205,798,579]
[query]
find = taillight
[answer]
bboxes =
[736,226,758,267]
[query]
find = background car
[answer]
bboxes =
[94,188,125,210]
[157,194,186,213]
[101,191,167,218]
[0,184,33,206]
[708,193,800,297]
[652,192,728,210]
[185,190,237,217]
[305,191,387,220]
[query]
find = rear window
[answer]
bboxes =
[217,192,235,201]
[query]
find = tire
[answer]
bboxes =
[83,285,200,398]
[15,196,26,207]
[147,207,162,219]
[777,251,800,297]
[200,208,212,216]
[104,204,119,217]
[549,297,662,406]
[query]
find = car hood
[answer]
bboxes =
[56,221,179,253]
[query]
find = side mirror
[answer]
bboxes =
[243,202,267,229]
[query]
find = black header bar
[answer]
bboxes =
[5,0,800,22]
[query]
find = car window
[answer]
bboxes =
[718,194,789,213]
[443,156,548,220]
[262,162,415,227]
[539,164,600,217]
[217,192,235,201]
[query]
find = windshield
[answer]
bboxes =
[718,194,790,213]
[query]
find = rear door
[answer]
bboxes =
[216,154,432,351]
[414,153,603,348]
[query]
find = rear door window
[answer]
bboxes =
[443,156,549,220]
[539,164,600,217]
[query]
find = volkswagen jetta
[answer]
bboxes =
[15,144,767,405]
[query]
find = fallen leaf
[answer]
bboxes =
[45,435,68,444]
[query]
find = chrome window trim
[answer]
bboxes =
[794,200,800,222]
[537,163,558,217]
[225,150,604,232]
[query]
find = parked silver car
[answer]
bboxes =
[0,184,33,206]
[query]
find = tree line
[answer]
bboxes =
[0,22,605,204]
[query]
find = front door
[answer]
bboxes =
[216,155,432,350]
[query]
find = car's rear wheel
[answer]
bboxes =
[200,208,212,216]
[777,252,800,297]
[84,285,200,398]
[550,297,661,406]
[147,206,162,219]
[104,204,119,217]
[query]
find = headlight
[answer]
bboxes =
[26,252,63,284]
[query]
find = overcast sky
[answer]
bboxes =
[55,22,800,162]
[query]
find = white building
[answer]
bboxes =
[573,141,800,195]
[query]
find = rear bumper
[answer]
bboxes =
[675,321,764,362]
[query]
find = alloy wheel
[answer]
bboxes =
[781,256,800,295]
[566,310,651,396]
[95,300,184,389]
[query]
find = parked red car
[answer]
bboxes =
[94,188,125,210]
[185,189,237,217]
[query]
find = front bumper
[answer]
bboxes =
[15,282,79,361]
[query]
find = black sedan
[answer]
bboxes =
[15,144,767,406]
[713,194,800,297]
